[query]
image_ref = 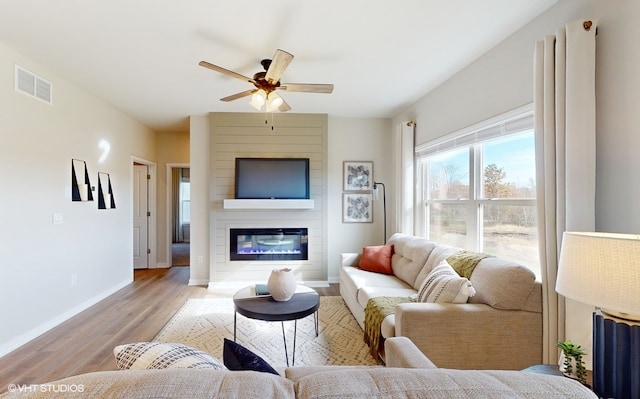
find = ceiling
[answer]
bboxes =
[0,0,558,133]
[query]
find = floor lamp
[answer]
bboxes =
[556,231,640,399]
[372,182,386,244]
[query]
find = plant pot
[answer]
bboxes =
[267,268,297,301]
[558,352,578,379]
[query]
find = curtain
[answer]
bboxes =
[394,121,415,236]
[534,19,597,366]
[172,167,181,243]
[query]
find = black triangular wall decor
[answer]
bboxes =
[108,175,116,209]
[84,163,93,201]
[71,159,81,201]
[98,172,116,210]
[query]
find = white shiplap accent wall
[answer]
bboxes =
[209,112,328,284]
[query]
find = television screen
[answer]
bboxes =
[235,158,310,199]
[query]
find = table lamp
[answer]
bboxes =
[556,231,640,399]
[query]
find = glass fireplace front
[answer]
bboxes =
[229,228,308,261]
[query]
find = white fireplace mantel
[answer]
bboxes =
[223,199,314,210]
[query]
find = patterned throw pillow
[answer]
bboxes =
[223,338,279,375]
[417,260,476,303]
[113,342,226,370]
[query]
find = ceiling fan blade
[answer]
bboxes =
[278,98,292,112]
[279,83,334,93]
[265,49,294,84]
[199,61,254,83]
[220,89,255,102]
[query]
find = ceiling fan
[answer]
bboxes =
[199,49,334,112]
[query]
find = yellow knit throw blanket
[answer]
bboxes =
[446,250,491,279]
[363,296,414,358]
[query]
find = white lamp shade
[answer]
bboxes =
[249,89,267,110]
[266,92,283,112]
[556,231,640,317]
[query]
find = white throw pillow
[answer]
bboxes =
[417,260,476,303]
[113,342,226,370]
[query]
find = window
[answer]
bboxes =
[416,106,539,278]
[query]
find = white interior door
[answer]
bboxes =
[133,164,149,269]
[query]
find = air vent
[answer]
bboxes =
[15,65,52,104]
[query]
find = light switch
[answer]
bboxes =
[53,213,63,224]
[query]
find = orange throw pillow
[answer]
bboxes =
[359,245,394,274]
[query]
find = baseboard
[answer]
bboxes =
[327,276,340,284]
[0,278,131,358]
[188,278,209,286]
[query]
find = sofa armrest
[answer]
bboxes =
[341,252,361,267]
[395,303,542,370]
[384,337,437,368]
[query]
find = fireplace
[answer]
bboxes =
[229,228,308,261]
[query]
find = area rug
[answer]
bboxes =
[154,296,379,367]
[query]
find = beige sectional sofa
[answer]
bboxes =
[1,337,595,398]
[340,233,543,370]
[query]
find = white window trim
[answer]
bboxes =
[415,103,536,253]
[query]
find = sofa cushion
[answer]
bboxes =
[3,369,295,399]
[113,342,226,370]
[293,368,596,399]
[359,245,394,274]
[223,338,279,375]
[416,260,475,303]
[344,265,410,291]
[387,233,436,288]
[468,257,537,310]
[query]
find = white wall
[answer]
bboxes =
[188,115,393,285]
[327,117,393,281]
[0,41,157,356]
[208,113,328,284]
[392,0,640,368]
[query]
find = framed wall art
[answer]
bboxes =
[343,161,373,191]
[343,192,373,223]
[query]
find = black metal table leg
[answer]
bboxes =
[281,321,289,366]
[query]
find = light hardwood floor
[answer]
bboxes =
[0,267,339,390]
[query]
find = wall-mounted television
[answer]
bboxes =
[235,158,310,199]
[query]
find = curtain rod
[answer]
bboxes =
[583,20,598,35]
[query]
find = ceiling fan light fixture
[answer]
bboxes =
[249,89,267,110]
[266,92,284,112]
[200,49,334,113]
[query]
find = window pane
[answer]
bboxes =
[181,201,190,224]
[481,133,535,199]
[180,182,190,201]
[482,204,540,279]
[180,182,190,224]
[428,148,469,200]
[429,203,467,248]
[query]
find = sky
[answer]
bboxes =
[429,130,535,188]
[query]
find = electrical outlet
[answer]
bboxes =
[71,274,77,286]
[197,256,203,264]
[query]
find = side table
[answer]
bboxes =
[233,284,319,366]
[521,364,592,389]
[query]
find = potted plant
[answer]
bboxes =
[557,340,587,385]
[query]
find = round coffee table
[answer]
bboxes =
[233,284,319,366]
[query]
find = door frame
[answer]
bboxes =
[131,156,157,269]
[166,163,190,267]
